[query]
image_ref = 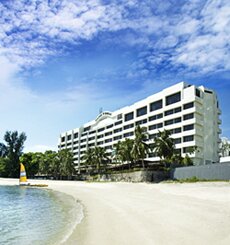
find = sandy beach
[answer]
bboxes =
[1,178,230,245]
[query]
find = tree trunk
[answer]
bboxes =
[141,159,145,169]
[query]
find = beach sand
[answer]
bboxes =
[1,178,230,245]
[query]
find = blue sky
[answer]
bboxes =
[0,0,229,152]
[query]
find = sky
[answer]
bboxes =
[0,0,229,152]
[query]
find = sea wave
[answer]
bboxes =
[59,198,84,245]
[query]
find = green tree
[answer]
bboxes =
[39,150,55,177]
[58,149,75,179]
[20,152,41,178]
[0,157,9,177]
[93,146,110,174]
[116,139,134,169]
[153,130,175,165]
[3,131,27,178]
[131,126,150,169]
[182,154,193,166]
[0,143,7,157]
[82,148,95,174]
[49,152,60,180]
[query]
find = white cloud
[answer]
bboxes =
[0,0,229,74]
[172,0,230,72]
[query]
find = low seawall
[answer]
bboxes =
[171,162,230,180]
[99,170,168,183]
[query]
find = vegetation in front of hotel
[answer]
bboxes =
[0,126,218,180]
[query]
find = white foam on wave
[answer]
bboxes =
[59,198,84,245]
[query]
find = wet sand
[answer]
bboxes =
[1,178,230,245]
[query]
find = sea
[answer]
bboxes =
[0,185,84,245]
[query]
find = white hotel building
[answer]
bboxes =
[58,82,221,169]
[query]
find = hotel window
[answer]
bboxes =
[82,132,87,137]
[149,113,163,122]
[114,120,122,126]
[114,128,122,133]
[106,124,113,129]
[105,139,112,143]
[174,117,181,123]
[183,135,194,142]
[98,127,105,132]
[83,126,90,132]
[61,136,65,142]
[136,119,147,126]
[124,123,134,130]
[114,135,122,141]
[183,113,194,120]
[97,141,103,146]
[165,109,173,116]
[137,106,147,117]
[166,92,181,105]
[125,112,134,121]
[183,102,194,110]
[88,136,95,141]
[165,117,181,126]
[105,131,112,136]
[124,132,134,138]
[173,138,181,144]
[150,99,162,112]
[81,139,86,143]
[157,123,163,128]
[97,134,104,139]
[183,124,194,131]
[67,135,71,141]
[174,107,182,113]
[149,123,163,130]
[174,127,181,134]
[165,119,173,126]
[73,133,78,139]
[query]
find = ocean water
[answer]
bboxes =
[0,185,83,245]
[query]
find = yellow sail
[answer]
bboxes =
[19,163,29,185]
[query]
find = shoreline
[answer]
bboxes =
[1,178,230,244]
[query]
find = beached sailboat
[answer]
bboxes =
[19,163,48,187]
[19,163,30,186]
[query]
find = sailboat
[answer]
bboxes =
[19,163,30,186]
[19,162,48,187]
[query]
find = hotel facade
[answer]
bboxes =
[58,82,221,169]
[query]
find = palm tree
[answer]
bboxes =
[131,126,150,169]
[58,149,75,179]
[82,148,95,174]
[39,150,55,177]
[153,130,175,165]
[93,146,110,174]
[120,139,134,169]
